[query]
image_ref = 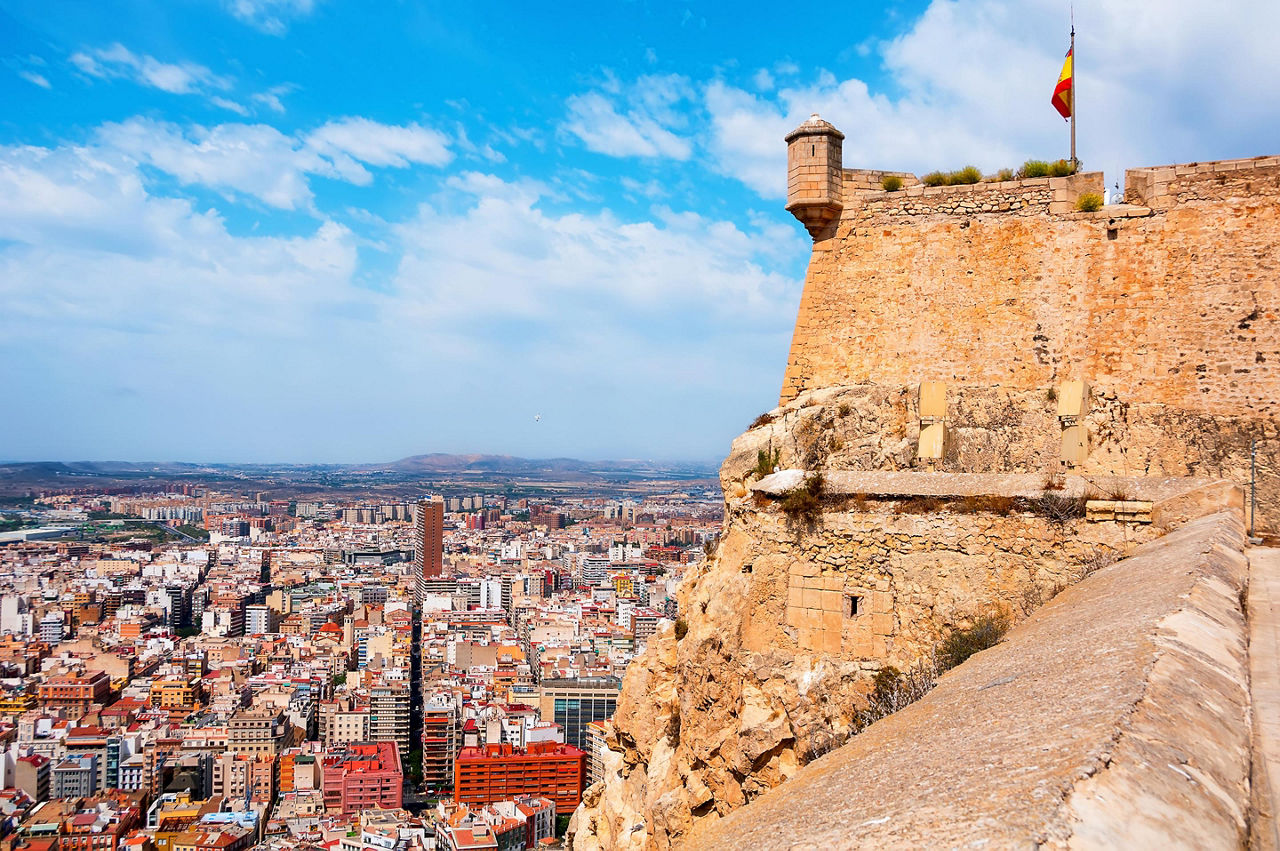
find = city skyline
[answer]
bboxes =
[3,0,1279,463]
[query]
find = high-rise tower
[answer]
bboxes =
[414,497,444,603]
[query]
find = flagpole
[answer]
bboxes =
[1069,20,1076,165]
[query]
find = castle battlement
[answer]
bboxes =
[828,155,1280,223]
[839,168,1103,218]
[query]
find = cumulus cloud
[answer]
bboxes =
[307,117,452,169]
[0,138,369,460]
[70,43,231,95]
[563,74,695,159]
[224,0,317,35]
[0,141,801,461]
[392,171,800,323]
[93,116,453,209]
[703,0,1280,197]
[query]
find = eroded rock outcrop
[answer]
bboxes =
[568,385,1215,849]
[689,511,1252,849]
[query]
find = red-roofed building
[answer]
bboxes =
[58,799,142,851]
[454,742,585,812]
[37,671,111,720]
[15,753,50,802]
[319,741,402,814]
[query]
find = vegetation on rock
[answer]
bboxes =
[750,411,776,429]
[753,446,781,479]
[937,611,1011,670]
[779,472,825,525]
[1075,191,1104,212]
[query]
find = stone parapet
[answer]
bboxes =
[1126,155,1280,210]
[843,170,1103,219]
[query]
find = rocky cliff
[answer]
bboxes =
[569,383,1241,849]
[689,511,1252,849]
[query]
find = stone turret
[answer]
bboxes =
[785,114,844,237]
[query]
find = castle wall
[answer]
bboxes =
[733,491,1158,664]
[780,158,1280,529]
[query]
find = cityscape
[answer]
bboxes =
[0,467,722,849]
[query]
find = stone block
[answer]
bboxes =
[787,586,803,609]
[872,613,894,635]
[823,610,843,632]
[872,590,893,613]
[821,630,843,655]
[799,587,820,610]
[823,575,845,591]
[821,590,843,612]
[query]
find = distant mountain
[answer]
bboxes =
[0,453,720,498]
[368,453,698,475]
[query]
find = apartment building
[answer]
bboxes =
[454,742,586,812]
[320,741,403,814]
[228,707,288,756]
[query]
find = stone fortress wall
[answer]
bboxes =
[568,121,1279,851]
[781,121,1279,530]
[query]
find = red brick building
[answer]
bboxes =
[454,742,586,812]
[320,741,403,814]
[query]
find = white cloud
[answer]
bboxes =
[392,172,799,323]
[224,0,317,35]
[210,96,249,115]
[0,141,357,335]
[704,0,1280,197]
[251,84,295,113]
[752,69,774,92]
[18,70,51,89]
[93,116,453,210]
[97,119,327,209]
[306,117,453,169]
[563,74,695,160]
[0,143,800,462]
[70,43,231,95]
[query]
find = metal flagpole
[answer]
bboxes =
[1069,9,1076,165]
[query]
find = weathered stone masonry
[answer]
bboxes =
[781,138,1279,530]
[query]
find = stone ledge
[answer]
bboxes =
[751,470,1231,506]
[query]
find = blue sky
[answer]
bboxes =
[2,0,1278,464]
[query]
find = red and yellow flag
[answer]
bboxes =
[1052,48,1073,119]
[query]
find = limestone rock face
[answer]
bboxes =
[570,387,1196,849]
[689,512,1252,849]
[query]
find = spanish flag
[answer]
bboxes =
[1052,48,1073,119]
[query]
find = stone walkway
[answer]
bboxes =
[1250,547,1280,851]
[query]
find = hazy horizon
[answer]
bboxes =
[3,0,1278,462]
